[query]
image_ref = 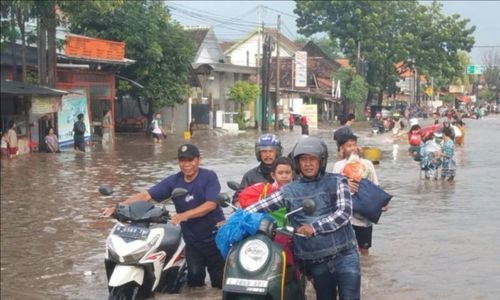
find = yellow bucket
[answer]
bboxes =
[362,147,381,164]
[183,131,191,141]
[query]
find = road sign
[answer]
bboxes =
[466,64,484,75]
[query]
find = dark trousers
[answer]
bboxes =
[185,239,225,288]
[74,137,85,152]
[303,247,360,300]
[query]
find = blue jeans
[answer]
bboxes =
[303,247,360,300]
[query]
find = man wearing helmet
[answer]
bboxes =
[240,133,282,188]
[246,136,360,300]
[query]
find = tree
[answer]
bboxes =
[67,0,195,131]
[294,0,475,106]
[334,67,367,119]
[228,81,260,129]
[482,49,500,102]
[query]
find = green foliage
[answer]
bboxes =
[228,81,260,129]
[441,94,454,103]
[479,89,495,102]
[295,0,476,104]
[334,67,367,118]
[66,0,194,114]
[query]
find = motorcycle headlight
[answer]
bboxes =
[239,240,269,272]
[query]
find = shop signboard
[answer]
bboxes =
[301,104,318,129]
[32,96,61,114]
[295,51,307,88]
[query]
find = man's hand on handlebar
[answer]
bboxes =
[170,212,188,225]
[296,224,314,238]
[101,206,116,218]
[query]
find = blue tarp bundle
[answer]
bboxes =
[215,209,268,258]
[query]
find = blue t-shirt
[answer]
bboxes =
[148,168,224,243]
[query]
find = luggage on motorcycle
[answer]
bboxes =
[352,179,392,224]
[215,210,271,258]
[409,132,422,146]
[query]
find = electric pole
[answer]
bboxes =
[274,15,280,131]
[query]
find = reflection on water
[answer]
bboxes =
[2,118,500,299]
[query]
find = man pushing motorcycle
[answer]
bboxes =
[245,136,361,300]
[102,143,225,289]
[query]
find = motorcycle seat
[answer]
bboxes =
[158,223,182,255]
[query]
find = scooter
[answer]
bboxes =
[218,183,316,300]
[100,185,188,300]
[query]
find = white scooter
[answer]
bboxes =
[100,186,188,300]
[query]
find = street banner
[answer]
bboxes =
[295,51,307,88]
[58,89,91,147]
[32,96,61,114]
[301,104,317,129]
[64,34,125,61]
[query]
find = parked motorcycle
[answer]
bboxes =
[218,183,316,300]
[100,185,188,300]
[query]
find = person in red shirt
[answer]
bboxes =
[300,115,309,135]
[288,113,295,132]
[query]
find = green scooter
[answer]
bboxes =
[218,189,315,300]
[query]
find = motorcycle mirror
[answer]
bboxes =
[171,188,188,198]
[216,193,231,208]
[99,185,114,196]
[227,181,241,191]
[302,199,316,215]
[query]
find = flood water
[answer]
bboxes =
[1,116,500,300]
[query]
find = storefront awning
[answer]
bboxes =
[192,63,257,75]
[1,80,68,96]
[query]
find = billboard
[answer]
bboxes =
[64,35,125,61]
[295,51,307,88]
[58,89,91,147]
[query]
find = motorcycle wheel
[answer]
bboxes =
[157,263,187,294]
[108,283,140,300]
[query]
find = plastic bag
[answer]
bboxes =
[342,154,367,182]
[215,210,269,258]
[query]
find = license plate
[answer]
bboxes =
[225,277,268,294]
[114,225,149,240]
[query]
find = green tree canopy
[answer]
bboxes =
[334,67,367,119]
[67,0,195,119]
[228,81,260,129]
[295,0,475,105]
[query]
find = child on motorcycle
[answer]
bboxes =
[238,156,293,227]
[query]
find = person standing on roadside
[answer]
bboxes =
[333,134,380,256]
[44,127,60,153]
[288,113,295,132]
[102,143,226,289]
[7,120,18,158]
[101,109,114,145]
[73,113,86,152]
[300,115,309,135]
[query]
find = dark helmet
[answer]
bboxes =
[292,136,328,176]
[255,133,282,162]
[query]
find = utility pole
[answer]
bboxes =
[274,15,280,131]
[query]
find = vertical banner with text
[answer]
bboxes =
[295,51,307,88]
[58,89,91,147]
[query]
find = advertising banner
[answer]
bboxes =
[295,51,307,88]
[32,96,61,114]
[58,89,91,147]
[64,35,125,61]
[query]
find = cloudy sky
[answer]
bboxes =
[167,0,500,64]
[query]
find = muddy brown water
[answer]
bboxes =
[1,117,500,299]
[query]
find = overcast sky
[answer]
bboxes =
[167,0,500,64]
